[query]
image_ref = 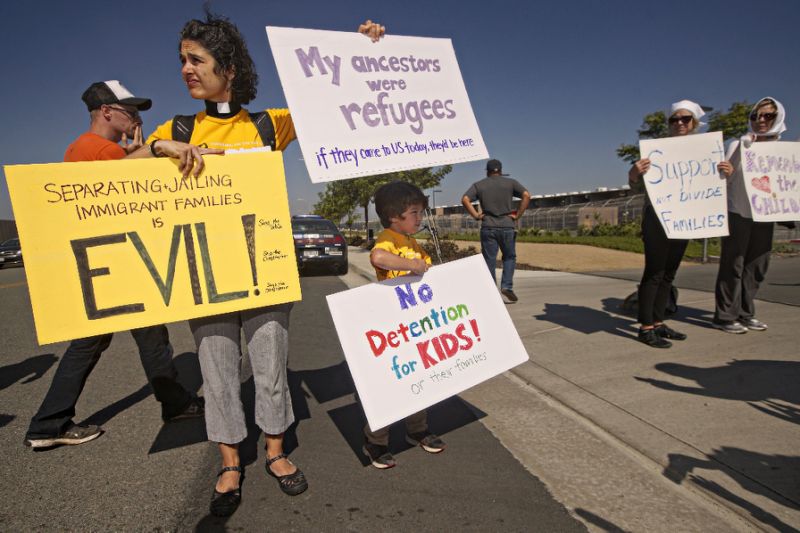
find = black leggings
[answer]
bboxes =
[638,206,688,326]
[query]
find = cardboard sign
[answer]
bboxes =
[266,26,488,183]
[741,141,800,222]
[326,255,528,431]
[4,152,300,344]
[639,132,728,239]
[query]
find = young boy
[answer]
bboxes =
[362,181,446,469]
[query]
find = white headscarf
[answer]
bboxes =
[668,99,706,129]
[748,96,787,138]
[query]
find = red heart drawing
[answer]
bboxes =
[751,175,771,194]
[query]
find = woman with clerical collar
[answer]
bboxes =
[146,11,384,517]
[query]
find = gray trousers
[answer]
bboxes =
[190,304,294,444]
[714,212,774,322]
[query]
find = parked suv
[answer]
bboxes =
[0,238,22,268]
[291,215,348,275]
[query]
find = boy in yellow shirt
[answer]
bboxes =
[363,181,446,468]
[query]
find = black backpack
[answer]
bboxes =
[622,285,679,317]
[170,111,276,151]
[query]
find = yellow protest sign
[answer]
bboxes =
[4,151,300,345]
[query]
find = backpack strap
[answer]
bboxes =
[171,115,196,144]
[249,111,276,151]
[170,111,276,150]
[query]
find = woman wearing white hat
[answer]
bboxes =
[628,100,734,348]
[713,97,787,334]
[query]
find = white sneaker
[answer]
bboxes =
[712,321,748,334]
[740,317,768,331]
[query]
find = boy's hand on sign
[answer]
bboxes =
[409,258,428,276]
[121,125,144,155]
[718,160,734,178]
[359,20,385,42]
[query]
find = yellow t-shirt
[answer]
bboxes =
[146,108,295,151]
[372,228,431,281]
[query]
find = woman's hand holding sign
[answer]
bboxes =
[149,140,224,178]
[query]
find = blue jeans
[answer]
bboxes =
[480,227,516,290]
[27,325,192,438]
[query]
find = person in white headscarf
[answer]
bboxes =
[628,100,733,348]
[713,97,787,334]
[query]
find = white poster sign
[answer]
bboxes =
[266,26,488,183]
[639,132,728,239]
[741,141,800,222]
[326,255,528,431]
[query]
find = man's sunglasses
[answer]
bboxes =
[107,105,140,120]
[750,112,777,122]
[668,115,693,125]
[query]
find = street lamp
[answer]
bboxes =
[431,189,442,210]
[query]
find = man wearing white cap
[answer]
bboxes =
[24,81,215,449]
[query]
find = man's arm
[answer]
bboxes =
[511,190,531,220]
[461,195,484,220]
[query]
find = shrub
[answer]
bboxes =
[421,237,479,263]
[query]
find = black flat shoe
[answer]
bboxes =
[210,466,244,517]
[638,328,672,348]
[654,324,687,340]
[265,453,308,496]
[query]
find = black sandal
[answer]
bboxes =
[210,466,244,517]
[265,453,308,496]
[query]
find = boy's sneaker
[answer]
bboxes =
[362,442,396,469]
[739,317,768,331]
[712,320,748,334]
[500,289,518,303]
[637,328,672,348]
[406,432,446,454]
[24,423,102,449]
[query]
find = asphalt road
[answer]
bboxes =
[0,265,583,531]
[588,254,800,307]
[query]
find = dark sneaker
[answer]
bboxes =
[406,432,446,454]
[24,423,103,449]
[739,317,768,331]
[500,289,518,304]
[163,396,205,423]
[712,321,748,334]
[362,442,396,469]
[637,328,672,348]
[654,324,687,341]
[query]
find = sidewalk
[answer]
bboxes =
[346,246,800,532]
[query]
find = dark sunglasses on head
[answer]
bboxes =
[750,112,778,122]
[668,115,693,125]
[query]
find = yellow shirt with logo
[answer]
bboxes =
[372,228,431,281]
[146,108,295,151]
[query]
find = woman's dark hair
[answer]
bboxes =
[374,181,429,228]
[180,11,258,104]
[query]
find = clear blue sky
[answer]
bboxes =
[1,0,798,220]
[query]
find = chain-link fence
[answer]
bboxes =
[353,194,648,234]
[347,194,799,242]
